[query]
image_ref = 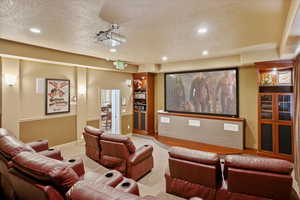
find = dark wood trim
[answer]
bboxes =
[158,111,245,122]
[255,60,294,69]
[259,86,293,93]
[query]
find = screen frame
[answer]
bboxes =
[164,67,239,118]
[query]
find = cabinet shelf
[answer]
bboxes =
[133,73,154,135]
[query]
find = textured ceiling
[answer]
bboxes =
[290,7,300,36]
[0,0,290,64]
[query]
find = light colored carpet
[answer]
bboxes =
[53,135,300,200]
[53,135,183,199]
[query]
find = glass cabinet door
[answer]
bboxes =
[260,95,273,120]
[278,125,292,155]
[134,111,139,129]
[278,95,292,121]
[261,123,273,152]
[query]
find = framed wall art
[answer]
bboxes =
[278,70,292,85]
[45,79,70,115]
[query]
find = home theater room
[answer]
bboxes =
[1,0,300,200]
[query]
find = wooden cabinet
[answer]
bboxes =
[132,73,155,135]
[259,93,293,156]
[256,60,294,161]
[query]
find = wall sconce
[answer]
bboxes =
[272,68,277,75]
[78,86,86,95]
[126,79,132,87]
[5,74,17,86]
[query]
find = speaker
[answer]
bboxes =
[36,78,45,94]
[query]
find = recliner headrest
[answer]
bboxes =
[12,151,79,192]
[168,147,219,165]
[225,155,293,175]
[101,134,136,153]
[84,126,104,137]
[0,128,14,138]
[0,135,34,159]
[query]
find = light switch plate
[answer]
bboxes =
[160,117,170,123]
[188,120,200,127]
[224,123,239,132]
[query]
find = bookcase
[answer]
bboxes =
[132,73,155,135]
[256,60,294,161]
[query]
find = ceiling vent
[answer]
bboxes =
[96,24,127,47]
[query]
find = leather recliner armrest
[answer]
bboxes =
[38,149,63,161]
[26,140,49,152]
[65,158,85,178]
[129,145,153,165]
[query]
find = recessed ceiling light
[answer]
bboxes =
[29,28,41,34]
[197,28,207,34]
[110,48,117,53]
[161,56,168,61]
[202,50,208,55]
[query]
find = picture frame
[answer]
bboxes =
[278,70,292,85]
[45,78,70,115]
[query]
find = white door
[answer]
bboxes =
[111,89,121,134]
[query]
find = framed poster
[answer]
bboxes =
[45,79,70,115]
[278,70,292,85]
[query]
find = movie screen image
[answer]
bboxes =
[165,68,238,117]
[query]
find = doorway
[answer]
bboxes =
[100,89,121,134]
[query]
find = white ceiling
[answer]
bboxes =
[0,0,291,64]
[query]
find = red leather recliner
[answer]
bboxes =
[165,147,222,200]
[8,151,131,200]
[0,128,63,199]
[217,154,294,200]
[82,126,104,162]
[100,134,154,180]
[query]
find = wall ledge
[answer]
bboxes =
[19,113,76,122]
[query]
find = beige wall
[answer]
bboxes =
[87,120,100,128]
[154,73,165,132]
[76,68,88,140]
[20,60,76,119]
[20,116,76,147]
[1,58,20,137]
[0,57,135,145]
[154,66,258,149]
[121,114,133,135]
[87,69,133,122]
[239,66,258,149]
